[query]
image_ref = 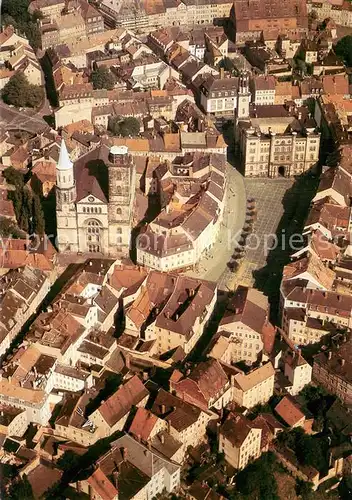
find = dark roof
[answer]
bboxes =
[220,412,258,447]
[151,388,202,432]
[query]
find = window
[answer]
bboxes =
[116,208,122,215]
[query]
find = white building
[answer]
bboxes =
[251,75,276,106]
[199,75,238,115]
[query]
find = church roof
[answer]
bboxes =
[57,139,73,171]
[73,144,112,203]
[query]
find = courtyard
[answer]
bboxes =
[230,174,319,321]
[235,178,294,287]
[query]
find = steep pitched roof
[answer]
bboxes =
[220,286,275,354]
[220,412,260,447]
[129,407,159,441]
[232,362,275,392]
[87,468,118,500]
[275,396,305,426]
[97,375,149,427]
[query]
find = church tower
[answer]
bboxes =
[56,139,78,252]
[107,145,136,256]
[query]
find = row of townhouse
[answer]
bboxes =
[280,163,352,346]
[0,26,43,90]
[38,0,104,49]
[99,0,234,33]
[0,267,50,358]
[136,152,227,272]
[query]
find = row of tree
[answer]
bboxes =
[3,167,45,235]
[2,72,44,108]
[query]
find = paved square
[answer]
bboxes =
[235,178,293,287]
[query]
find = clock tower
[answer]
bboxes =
[107,146,136,256]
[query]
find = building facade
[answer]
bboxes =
[56,140,136,256]
[219,412,262,470]
[237,101,321,178]
[313,341,352,405]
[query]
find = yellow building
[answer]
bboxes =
[231,362,275,409]
[219,412,262,470]
[217,286,276,364]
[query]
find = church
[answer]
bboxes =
[56,140,136,256]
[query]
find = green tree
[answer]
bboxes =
[8,190,22,222]
[108,116,121,135]
[218,56,237,74]
[57,450,80,472]
[1,0,42,50]
[32,194,45,235]
[26,84,44,107]
[236,452,279,500]
[119,116,140,136]
[2,72,28,107]
[335,35,352,67]
[1,0,31,23]
[2,73,44,108]
[8,474,34,500]
[90,67,116,90]
[3,166,24,189]
[0,217,22,238]
[296,479,314,500]
[108,116,140,137]
[295,433,328,472]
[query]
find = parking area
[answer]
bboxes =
[233,178,293,287]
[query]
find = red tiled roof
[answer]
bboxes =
[275,396,305,427]
[98,375,149,427]
[87,468,117,500]
[129,407,158,441]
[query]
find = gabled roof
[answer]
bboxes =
[129,407,159,441]
[87,468,118,500]
[172,359,228,409]
[151,388,204,432]
[97,375,149,427]
[220,412,260,447]
[275,396,305,426]
[220,286,275,353]
[232,362,275,392]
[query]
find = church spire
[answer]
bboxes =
[57,139,73,171]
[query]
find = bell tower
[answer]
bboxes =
[56,139,78,252]
[236,72,251,122]
[234,72,251,147]
[107,145,136,257]
[56,139,76,209]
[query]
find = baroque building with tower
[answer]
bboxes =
[56,140,136,256]
[234,73,320,178]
